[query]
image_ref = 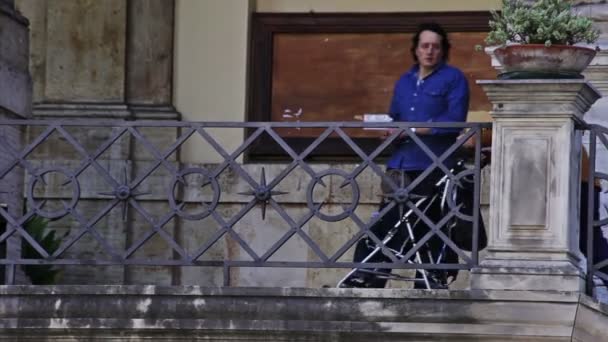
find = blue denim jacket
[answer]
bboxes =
[387,63,469,171]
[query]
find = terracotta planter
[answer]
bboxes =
[493,44,597,79]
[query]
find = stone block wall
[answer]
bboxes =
[0,1,30,284]
[0,2,30,116]
[10,0,179,285]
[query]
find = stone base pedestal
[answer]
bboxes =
[472,80,601,293]
[471,261,584,292]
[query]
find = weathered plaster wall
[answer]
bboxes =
[173,0,253,163]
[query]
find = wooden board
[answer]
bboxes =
[271,32,494,138]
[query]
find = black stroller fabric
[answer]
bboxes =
[449,176,488,252]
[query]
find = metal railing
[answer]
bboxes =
[0,119,490,286]
[584,124,608,295]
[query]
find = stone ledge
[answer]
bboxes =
[129,104,181,120]
[573,295,608,342]
[1,286,604,341]
[477,80,601,120]
[471,263,585,292]
[0,319,574,339]
[0,285,579,300]
[0,331,571,342]
[33,103,131,119]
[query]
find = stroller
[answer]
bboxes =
[337,159,486,290]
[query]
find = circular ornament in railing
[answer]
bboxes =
[306,169,359,222]
[445,168,476,221]
[27,167,80,219]
[169,167,220,220]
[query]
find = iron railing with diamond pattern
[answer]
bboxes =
[0,120,490,286]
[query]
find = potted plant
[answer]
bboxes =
[484,0,600,79]
[22,215,64,284]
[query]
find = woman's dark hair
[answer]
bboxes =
[410,22,451,63]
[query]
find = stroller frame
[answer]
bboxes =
[337,166,459,290]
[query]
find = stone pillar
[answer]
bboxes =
[126,0,177,120]
[13,0,179,285]
[0,2,30,284]
[0,2,30,118]
[471,80,600,292]
[15,0,178,119]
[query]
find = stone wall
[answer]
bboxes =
[13,0,178,285]
[0,0,30,285]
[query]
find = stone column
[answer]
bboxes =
[15,0,178,119]
[13,0,179,285]
[0,1,30,118]
[471,80,600,292]
[126,0,177,120]
[0,1,30,284]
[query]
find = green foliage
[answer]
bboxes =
[22,216,63,285]
[486,0,599,46]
